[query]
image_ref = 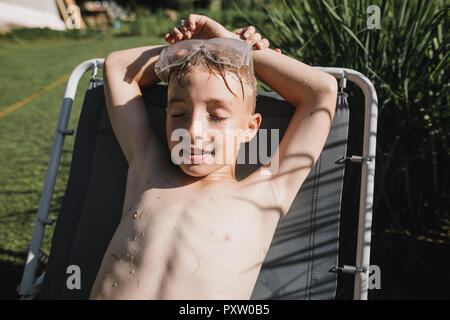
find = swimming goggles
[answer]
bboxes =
[155,37,254,85]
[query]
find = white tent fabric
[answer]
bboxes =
[0,0,65,31]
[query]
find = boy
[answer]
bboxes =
[89,14,337,299]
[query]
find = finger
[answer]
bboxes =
[243,26,256,39]
[165,33,175,44]
[232,28,243,39]
[232,28,250,41]
[255,39,269,50]
[173,26,183,37]
[250,33,262,44]
[188,14,204,31]
[187,14,197,29]
[180,18,189,32]
[184,30,192,39]
[179,19,192,39]
[173,27,184,40]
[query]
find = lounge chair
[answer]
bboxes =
[17,59,378,300]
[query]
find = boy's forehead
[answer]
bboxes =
[168,70,245,105]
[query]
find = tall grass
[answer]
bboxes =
[246,0,449,235]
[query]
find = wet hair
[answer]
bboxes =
[167,50,257,114]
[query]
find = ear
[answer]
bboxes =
[242,113,262,143]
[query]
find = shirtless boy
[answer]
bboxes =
[89,14,337,300]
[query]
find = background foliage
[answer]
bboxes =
[247,0,449,298]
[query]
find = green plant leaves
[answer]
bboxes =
[250,0,449,232]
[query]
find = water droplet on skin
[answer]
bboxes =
[133,212,139,219]
[112,282,119,288]
[130,269,135,275]
[134,235,138,241]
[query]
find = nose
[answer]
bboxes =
[187,113,206,147]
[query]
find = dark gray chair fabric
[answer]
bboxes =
[39,80,349,299]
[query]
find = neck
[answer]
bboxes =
[188,165,238,185]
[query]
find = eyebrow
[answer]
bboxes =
[168,97,186,104]
[206,98,234,111]
[168,97,234,112]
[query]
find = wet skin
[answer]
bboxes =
[90,70,279,300]
[89,166,279,299]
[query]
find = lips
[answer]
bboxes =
[187,147,215,155]
[178,147,215,162]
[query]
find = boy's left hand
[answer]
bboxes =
[165,14,281,53]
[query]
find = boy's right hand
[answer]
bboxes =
[164,14,281,53]
[165,14,232,42]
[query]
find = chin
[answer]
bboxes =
[179,163,220,178]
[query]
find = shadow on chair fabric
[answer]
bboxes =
[39,80,349,300]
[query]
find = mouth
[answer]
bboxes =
[180,147,215,159]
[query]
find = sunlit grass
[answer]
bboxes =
[0,35,164,298]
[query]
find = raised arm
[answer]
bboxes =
[103,44,167,165]
[251,48,338,216]
[252,48,337,110]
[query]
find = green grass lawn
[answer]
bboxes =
[0,35,164,299]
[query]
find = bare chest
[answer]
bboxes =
[128,185,270,233]
[119,182,280,256]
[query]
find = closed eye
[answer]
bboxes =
[209,115,226,122]
[170,114,226,122]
